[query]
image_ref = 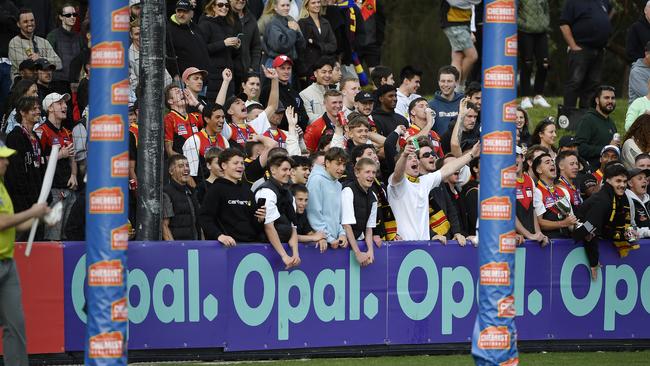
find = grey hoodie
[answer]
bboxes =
[629,58,650,102]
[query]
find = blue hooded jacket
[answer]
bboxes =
[428,91,463,135]
[306,164,345,242]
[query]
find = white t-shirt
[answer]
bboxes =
[395,90,421,120]
[341,186,378,240]
[255,187,281,224]
[387,171,442,240]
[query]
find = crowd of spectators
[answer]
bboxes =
[1,0,650,279]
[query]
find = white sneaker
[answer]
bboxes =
[533,95,551,108]
[520,97,533,109]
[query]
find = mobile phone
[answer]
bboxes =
[256,197,266,210]
[411,138,420,152]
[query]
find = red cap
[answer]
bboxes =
[272,55,293,68]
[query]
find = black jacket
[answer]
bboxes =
[166,15,210,79]
[197,15,239,98]
[626,15,650,62]
[297,16,337,77]
[4,125,44,213]
[46,27,82,82]
[235,9,262,74]
[371,108,409,137]
[0,0,18,58]
[574,183,629,242]
[199,178,262,242]
[164,180,201,240]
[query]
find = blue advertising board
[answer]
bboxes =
[63,240,650,352]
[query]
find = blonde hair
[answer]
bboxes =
[299,0,322,19]
[263,0,291,15]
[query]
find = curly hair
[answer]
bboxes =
[623,114,650,152]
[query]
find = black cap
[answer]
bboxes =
[628,167,650,179]
[19,59,40,70]
[559,135,578,148]
[375,84,396,98]
[579,174,598,193]
[354,91,374,103]
[175,0,193,10]
[223,93,248,118]
[35,58,56,71]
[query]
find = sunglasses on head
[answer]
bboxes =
[62,12,77,18]
[216,2,231,7]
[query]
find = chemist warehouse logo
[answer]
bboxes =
[90,187,124,214]
[502,100,518,122]
[481,196,511,220]
[483,131,513,154]
[111,6,129,32]
[111,297,128,322]
[480,262,511,286]
[498,295,516,318]
[505,34,517,57]
[499,231,517,253]
[500,165,517,188]
[484,66,515,89]
[111,79,129,105]
[478,326,511,350]
[500,357,519,366]
[89,331,124,358]
[92,42,124,68]
[90,115,124,141]
[88,260,123,286]
[111,152,129,177]
[111,224,130,251]
[486,0,515,23]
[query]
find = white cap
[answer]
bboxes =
[42,92,71,112]
[130,0,141,6]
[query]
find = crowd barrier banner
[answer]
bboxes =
[56,240,650,352]
[87,0,129,364]
[474,0,519,364]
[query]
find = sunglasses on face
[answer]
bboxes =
[420,152,433,159]
[216,2,231,8]
[62,13,77,18]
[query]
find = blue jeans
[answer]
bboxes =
[0,63,11,114]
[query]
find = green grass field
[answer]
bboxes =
[133,351,650,365]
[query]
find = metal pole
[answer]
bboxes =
[86,0,129,364]
[472,0,519,364]
[136,0,166,241]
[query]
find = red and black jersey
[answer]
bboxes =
[262,128,287,149]
[35,120,73,189]
[556,176,582,209]
[537,179,569,238]
[164,110,203,154]
[230,123,258,147]
[399,124,444,158]
[516,173,535,234]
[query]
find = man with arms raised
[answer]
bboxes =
[388,140,479,240]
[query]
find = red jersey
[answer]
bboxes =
[304,114,335,152]
[516,174,535,210]
[537,180,567,217]
[262,128,288,149]
[556,176,582,208]
[129,123,139,147]
[35,120,73,189]
[195,129,228,156]
[163,110,203,142]
[399,124,444,158]
[229,123,258,146]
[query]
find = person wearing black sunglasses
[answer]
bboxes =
[46,4,81,96]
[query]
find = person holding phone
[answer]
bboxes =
[199,148,266,245]
[255,155,301,268]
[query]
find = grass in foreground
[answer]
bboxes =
[134,350,650,366]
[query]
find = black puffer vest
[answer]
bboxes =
[344,180,377,240]
[256,178,296,242]
[163,180,200,240]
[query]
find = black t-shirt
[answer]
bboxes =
[559,0,612,49]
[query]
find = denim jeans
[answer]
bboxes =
[563,47,604,109]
